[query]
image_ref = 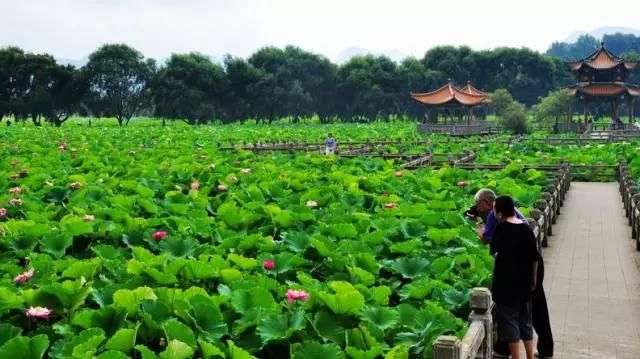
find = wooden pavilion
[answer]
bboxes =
[567,42,640,124]
[410,80,489,123]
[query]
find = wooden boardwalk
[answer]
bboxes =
[541,182,640,359]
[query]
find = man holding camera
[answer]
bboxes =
[469,189,554,359]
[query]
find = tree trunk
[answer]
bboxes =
[32,114,42,126]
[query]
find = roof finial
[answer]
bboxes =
[600,41,605,48]
[447,78,452,83]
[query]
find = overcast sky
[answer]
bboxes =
[2,0,640,62]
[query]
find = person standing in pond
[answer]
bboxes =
[325,132,337,154]
[491,195,539,359]
[473,189,554,359]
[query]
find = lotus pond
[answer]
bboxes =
[0,122,634,358]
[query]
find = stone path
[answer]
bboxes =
[540,182,640,359]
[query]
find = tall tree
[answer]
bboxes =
[397,57,445,118]
[248,46,337,122]
[42,64,86,127]
[83,44,155,126]
[0,47,27,122]
[335,55,402,121]
[534,89,574,131]
[152,53,227,125]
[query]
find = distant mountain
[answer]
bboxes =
[335,47,409,64]
[564,26,640,43]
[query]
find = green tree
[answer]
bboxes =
[501,102,528,134]
[335,55,402,121]
[248,46,337,123]
[83,44,156,126]
[152,53,227,125]
[397,57,445,118]
[489,89,514,115]
[534,89,574,131]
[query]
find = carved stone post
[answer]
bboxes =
[543,192,556,223]
[535,199,551,236]
[530,208,546,247]
[432,336,462,359]
[469,287,493,359]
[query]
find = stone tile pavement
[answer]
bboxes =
[535,182,640,359]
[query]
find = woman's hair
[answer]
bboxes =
[494,195,515,217]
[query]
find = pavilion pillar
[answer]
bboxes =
[582,99,590,124]
[631,98,636,123]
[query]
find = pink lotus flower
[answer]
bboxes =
[395,171,404,177]
[0,208,7,217]
[457,181,467,187]
[241,168,251,174]
[383,202,398,209]
[58,145,66,152]
[9,187,22,195]
[217,184,228,192]
[230,176,238,183]
[152,231,168,240]
[286,289,309,304]
[9,198,22,207]
[14,268,34,284]
[83,215,95,222]
[191,182,200,190]
[26,306,51,319]
[306,200,318,209]
[208,164,216,170]
[69,182,81,190]
[10,173,20,181]
[263,260,275,270]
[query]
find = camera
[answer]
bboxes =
[464,204,481,220]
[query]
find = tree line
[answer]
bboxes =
[0,42,589,126]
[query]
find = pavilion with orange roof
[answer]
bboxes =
[410,80,489,123]
[566,42,640,124]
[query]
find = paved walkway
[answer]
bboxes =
[541,182,640,359]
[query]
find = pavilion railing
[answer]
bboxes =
[418,122,502,136]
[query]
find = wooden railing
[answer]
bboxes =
[618,161,640,251]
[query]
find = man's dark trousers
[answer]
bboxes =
[494,260,553,357]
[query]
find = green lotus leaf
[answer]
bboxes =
[159,340,195,359]
[292,341,345,359]
[163,319,197,348]
[0,334,49,359]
